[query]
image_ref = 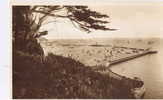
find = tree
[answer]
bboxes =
[13,6,116,54]
[31,6,116,33]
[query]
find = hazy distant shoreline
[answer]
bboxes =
[40,37,161,67]
[40,37,163,98]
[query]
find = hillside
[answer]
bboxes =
[13,50,134,98]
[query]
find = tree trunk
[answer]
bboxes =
[13,6,44,56]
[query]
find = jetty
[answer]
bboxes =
[109,49,157,66]
[93,48,157,99]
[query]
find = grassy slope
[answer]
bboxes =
[13,50,133,99]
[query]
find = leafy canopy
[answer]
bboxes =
[31,6,116,33]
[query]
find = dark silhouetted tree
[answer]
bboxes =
[13,6,116,54]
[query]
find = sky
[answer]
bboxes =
[39,3,163,39]
[0,0,162,99]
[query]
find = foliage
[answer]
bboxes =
[12,6,116,55]
[31,6,116,33]
[12,6,135,99]
[13,51,133,99]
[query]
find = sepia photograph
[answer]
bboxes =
[12,3,163,99]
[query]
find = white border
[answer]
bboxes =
[0,0,163,99]
[0,0,10,99]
